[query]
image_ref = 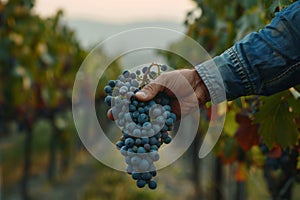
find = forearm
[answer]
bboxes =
[196,1,300,102]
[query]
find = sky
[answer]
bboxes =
[34,0,196,23]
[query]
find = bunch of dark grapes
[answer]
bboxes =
[104,64,175,189]
[260,144,293,170]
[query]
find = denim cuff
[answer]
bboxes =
[195,59,226,104]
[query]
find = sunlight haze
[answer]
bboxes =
[34,0,196,23]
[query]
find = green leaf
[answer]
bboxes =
[269,0,280,13]
[223,137,238,158]
[223,109,239,137]
[269,0,293,12]
[294,84,300,92]
[253,94,299,148]
[288,96,300,115]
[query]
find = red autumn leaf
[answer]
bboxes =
[267,146,282,158]
[218,151,237,164]
[235,112,260,151]
[235,162,247,182]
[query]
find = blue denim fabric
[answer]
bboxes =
[195,1,300,102]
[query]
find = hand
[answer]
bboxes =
[107,69,210,120]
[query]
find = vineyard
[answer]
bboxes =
[1,0,300,200]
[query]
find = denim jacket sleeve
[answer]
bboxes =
[195,1,300,102]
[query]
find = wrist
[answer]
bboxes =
[192,69,211,104]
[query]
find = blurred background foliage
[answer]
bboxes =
[1,0,300,200]
[163,0,300,199]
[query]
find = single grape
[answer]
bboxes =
[131,156,142,166]
[137,179,146,188]
[142,66,148,73]
[144,105,150,113]
[131,79,139,87]
[133,129,141,137]
[147,129,155,136]
[170,113,177,122]
[149,71,157,79]
[161,132,168,139]
[161,125,168,132]
[135,138,142,146]
[165,118,174,126]
[130,73,137,79]
[123,70,130,78]
[132,111,139,119]
[104,85,112,94]
[144,143,150,151]
[138,159,150,171]
[117,119,125,127]
[148,180,157,189]
[132,172,141,180]
[116,141,124,149]
[125,122,135,132]
[151,108,162,117]
[104,96,112,106]
[132,100,138,106]
[150,145,158,151]
[149,151,160,161]
[152,124,161,133]
[137,147,146,154]
[108,80,115,87]
[125,138,135,147]
[118,75,126,82]
[150,170,157,177]
[138,113,148,124]
[164,136,172,144]
[149,137,158,145]
[163,111,171,119]
[120,146,128,156]
[160,65,167,71]
[138,107,145,113]
[143,122,151,130]
[155,116,165,124]
[141,137,149,145]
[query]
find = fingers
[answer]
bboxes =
[136,82,163,101]
[107,109,114,121]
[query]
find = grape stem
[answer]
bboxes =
[140,63,162,88]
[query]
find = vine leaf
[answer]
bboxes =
[223,109,239,137]
[269,0,292,12]
[253,94,299,148]
[294,84,300,92]
[288,96,300,115]
[234,112,259,151]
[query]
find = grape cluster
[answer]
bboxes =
[260,144,291,170]
[104,64,176,189]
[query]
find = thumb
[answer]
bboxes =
[136,82,163,101]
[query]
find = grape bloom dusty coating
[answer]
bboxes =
[104,64,176,190]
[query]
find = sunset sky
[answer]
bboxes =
[34,0,196,23]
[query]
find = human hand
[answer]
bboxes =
[107,69,210,120]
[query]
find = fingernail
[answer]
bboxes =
[136,91,146,99]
